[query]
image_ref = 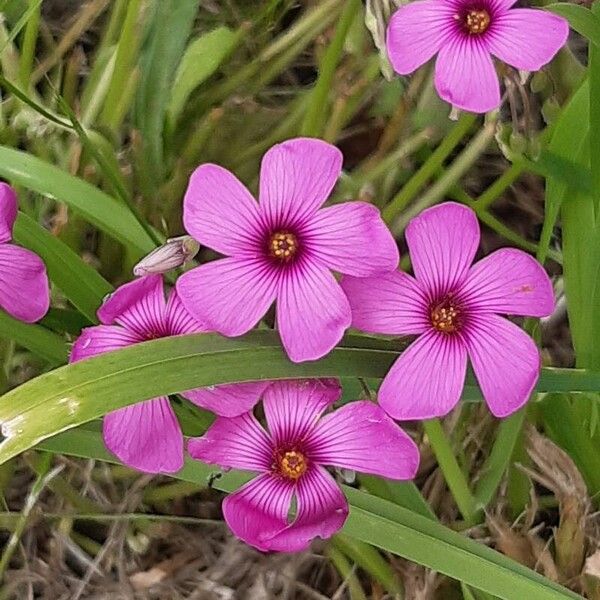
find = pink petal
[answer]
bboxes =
[98,275,166,335]
[103,397,183,474]
[304,202,399,277]
[0,244,50,323]
[0,184,17,243]
[265,466,348,552]
[259,138,343,227]
[406,202,480,297]
[263,379,341,446]
[183,164,263,257]
[222,473,294,552]
[463,314,540,418]
[277,261,351,362]
[183,381,270,418]
[379,331,467,420]
[434,37,500,113]
[306,401,420,480]
[176,257,279,337]
[70,325,141,362]
[187,412,273,472]
[459,248,555,317]
[386,0,455,74]
[487,9,569,72]
[341,271,429,335]
[164,288,207,334]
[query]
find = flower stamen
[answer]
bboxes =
[277,449,308,480]
[463,9,491,34]
[430,298,462,333]
[269,231,298,262]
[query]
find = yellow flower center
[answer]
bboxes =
[430,300,461,334]
[269,231,298,262]
[277,450,308,480]
[464,9,491,34]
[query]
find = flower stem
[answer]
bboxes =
[423,419,480,526]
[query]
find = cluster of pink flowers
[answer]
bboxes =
[2,3,567,553]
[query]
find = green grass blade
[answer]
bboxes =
[13,213,112,322]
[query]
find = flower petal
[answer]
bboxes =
[304,202,399,277]
[183,381,270,418]
[463,313,540,417]
[259,138,343,227]
[164,288,207,334]
[378,330,467,420]
[487,9,569,71]
[306,401,420,479]
[386,0,455,74]
[277,261,351,362]
[222,473,294,552]
[187,412,273,472]
[459,248,554,317]
[0,244,49,323]
[406,202,480,298]
[103,397,183,474]
[177,257,279,337]
[183,164,263,256]
[98,275,166,335]
[70,325,141,362]
[265,466,348,552]
[0,184,17,243]
[434,37,500,113]
[263,379,341,446]
[341,271,429,335]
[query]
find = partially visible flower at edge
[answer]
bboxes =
[176,137,400,364]
[70,275,269,474]
[189,379,419,552]
[386,0,569,113]
[341,202,555,419]
[133,235,200,277]
[0,183,49,323]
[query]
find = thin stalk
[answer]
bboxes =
[423,419,480,526]
[325,544,368,600]
[476,163,523,210]
[301,0,361,137]
[383,112,478,224]
[18,0,42,88]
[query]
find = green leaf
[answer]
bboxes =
[167,26,239,125]
[0,146,155,258]
[39,427,581,600]
[0,331,598,466]
[0,311,67,366]
[13,213,112,322]
[546,4,600,47]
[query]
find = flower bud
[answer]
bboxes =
[133,236,200,277]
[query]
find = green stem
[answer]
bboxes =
[476,163,522,210]
[382,112,478,224]
[18,0,41,88]
[301,0,361,137]
[423,419,480,525]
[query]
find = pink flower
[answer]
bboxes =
[70,275,269,474]
[341,202,555,419]
[386,0,569,113]
[0,183,49,323]
[189,379,419,552]
[176,137,399,363]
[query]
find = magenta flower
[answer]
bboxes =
[189,379,419,552]
[70,275,268,474]
[0,183,49,323]
[386,0,569,113]
[341,202,554,419]
[176,137,399,363]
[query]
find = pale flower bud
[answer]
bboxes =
[133,236,200,277]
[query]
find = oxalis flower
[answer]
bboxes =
[189,379,419,552]
[176,137,399,363]
[0,183,49,323]
[70,275,268,474]
[386,0,569,113]
[341,202,554,419]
